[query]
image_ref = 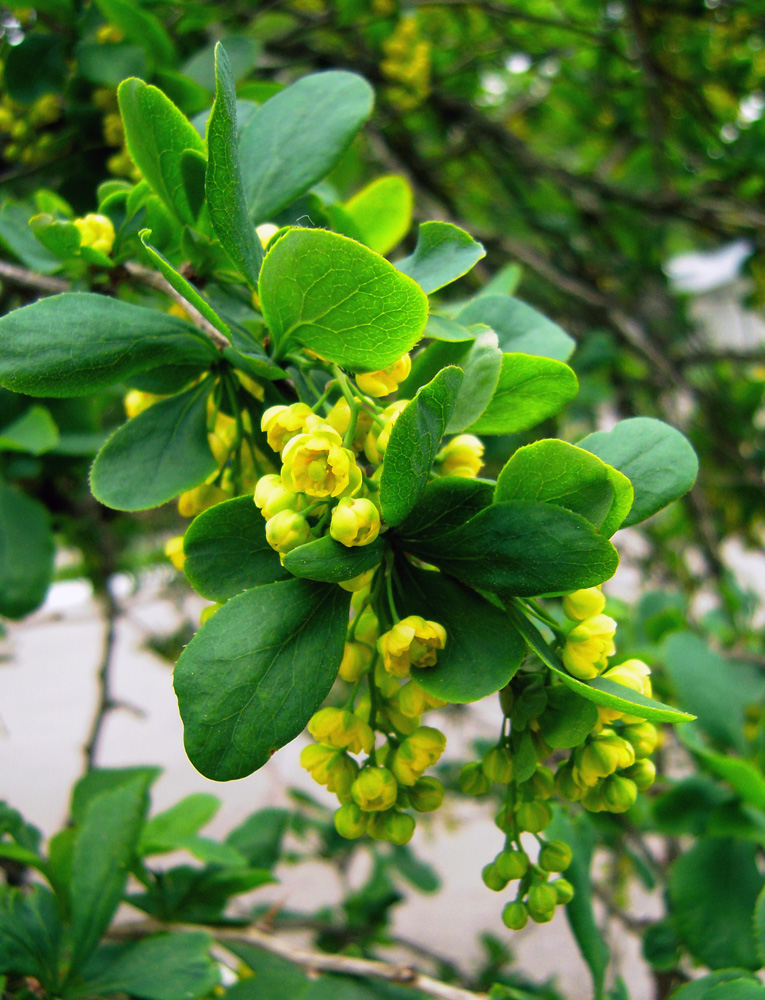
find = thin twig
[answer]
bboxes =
[0,259,70,294]
[111,920,486,1000]
[82,584,120,772]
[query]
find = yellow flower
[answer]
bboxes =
[124,389,159,418]
[254,474,305,520]
[598,659,652,723]
[300,744,358,798]
[73,213,115,255]
[281,424,361,498]
[355,354,412,397]
[563,587,606,621]
[561,614,617,680]
[338,567,376,593]
[437,434,485,478]
[338,641,373,683]
[177,483,229,518]
[330,497,381,547]
[261,403,313,454]
[164,536,185,571]
[394,680,445,718]
[351,766,398,812]
[391,726,446,785]
[307,707,374,755]
[325,398,373,452]
[378,615,446,677]
[364,400,408,465]
[264,510,312,554]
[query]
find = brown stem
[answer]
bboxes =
[0,259,70,294]
[82,585,119,772]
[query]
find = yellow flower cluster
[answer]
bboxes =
[0,92,60,165]
[73,213,115,256]
[381,17,432,111]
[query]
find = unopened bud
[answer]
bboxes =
[528,883,558,922]
[334,803,368,839]
[539,840,573,873]
[481,862,509,892]
[502,901,528,930]
[562,587,605,621]
[553,878,575,905]
[623,758,656,791]
[482,746,514,783]
[351,766,398,812]
[495,849,529,881]
[409,776,444,812]
[458,762,490,796]
[516,801,552,834]
[601,774,638,813]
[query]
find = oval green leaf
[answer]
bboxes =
[467,353,578,435]
[282,535,383,583]
[458,295,575,361]
[397,221,486,294]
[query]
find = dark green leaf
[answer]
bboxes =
[467,353,578,435]
[578,417,698,527]
[76,41,146,86]
[225,808,291,869]
[283,535,384,583]
[396,476,494,542]
[0,481,54,619]
[672,973,765,1000]
[0,885,61,989]
[94,0,175,70]
[222,947,309,1000]
[259,228,428,371]
[4,35,66,103]
[90,380,218,511]
[0,406,58,455]
[206,44,264,288]
[239,71,374,223]
[174,579,350,780]
[0,293,215,397]
[457,295,575,361]
[183,495,289,603]
[379,366,463,527]
[446,329,503,433]
[538,686,600,749]
[406,501,619,597]
[394,559,526,702]
[70,767,161,826]
[396,221,485,293]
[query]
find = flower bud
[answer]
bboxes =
[523,765,555,801]
[355,354,412,397]
[482,747,513,784]
[364,400,408,464]
[553,878,575,905]
[124,389,158,418]
[338,641,373,683]
[338,568,376,593]
[481,862,509,892]
[265,509,312,554]
[308,707,374,755]
[621,722,658,761]
[392,726,446,785]
[351,767,398,812]
[539,840,573,873]
[367,809,415,845]
[581,783,605,813]
[353,606,379,645]
[73,213,115,254]
[254,474,305,520]
[499,685,515,716]
[623,758,656,791]
[177,483,229,517]
[300,743,337,785]
[164,535,185,571]
[578,732,635,783]
[436,434,484,478]
[601,774,638,813]
[555,762,583,801]
[458,761,490,796]
[330,497,381,547]
[409,776,444,812]
[562,615,617,680]
[261,403,313,454]
[495,850,529,881]
[378,616,446,677]
[562,587,606,621]
[516,801,552,834]
[502,901,528,930]
[528,883,558,922]
[334,803,368,839]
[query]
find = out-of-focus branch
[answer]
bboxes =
[0,259,70,294]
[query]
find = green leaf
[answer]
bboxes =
[283,536,384,583]
[118,79,206,224]
[393,559,526,702]
[70,766,160,826]
[379,367,463,527]
[705,982,765,1000]
[183,495,289,603]
[396,476,494,542]
[343,176,412,255]
[4,35,66,104]
[547,810,608,999]
[537,686,600,749]
[506,604,694,723]
[672,973,765,1000]
[495,439,633,534]
[139,231,230,337]
[0,885,61,989]
[206,44,264,288]
[259,228,428,371]
[424,314,475,343]
[457,295,575,362]
[223,947,310,1000]
[91,380,218,511]
[29,214,82,260]
[183,37,259,93]
[467,353,578,435]
[239,71,374,223]
[680,728,765,812]
[67,773,153,977]
[0,481,54,619]
[446,329,503,433]
[0,200,61,274]
[93,0,174,69]
[670,838,763,970]
[74,932,218,1000]
[0,406,58,455]
[139,794,220,856]
[396,221,486,294]
[76,40,146,87]
[578,417,698,527]
[0,293,215,397]
[406,501,618,597]
[225,808,291,868]
[174,578,350,780]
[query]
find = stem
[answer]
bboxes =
[82,583,119,772]
[522,598,566,638]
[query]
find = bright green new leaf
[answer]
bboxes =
[425,314,476,342]
[397,221,486,293]
[174,578,350,780]
[380,366,463,526]
[239,71,374,223]
[578,417,698,527]
[343,175,412,255]
[29,214,81,259]
[205,44,264,288]
[495,439,633,534]
[118,78,206,224]
[139,794,220,856]
[394,559,526,702]
[282,536,384,583]
[0,200,64,275]
[94,0,175,69]
[396,476,494,542]
[183,495,289,602]
[457,295,575,361]
[406,501,619,597]
[446,328,503,432]
[90,381,218,511]
[259,228,428,370]
[0,293,215,397]
[467,353,578,435]
[0,406,59,455]
[0,481,54,620]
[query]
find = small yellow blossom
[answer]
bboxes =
[561,614,617,680]
[378,615,446,677]
[355,354,412,397]
[73,213,115,255]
